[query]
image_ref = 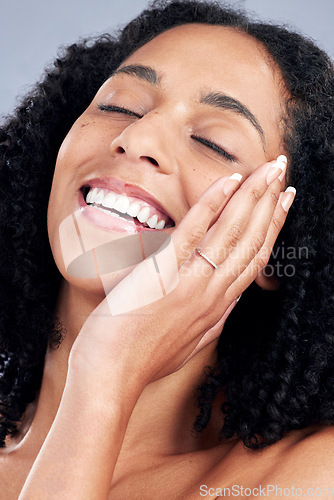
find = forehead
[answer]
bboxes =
[122,24,285,157]
[125,23,280,87]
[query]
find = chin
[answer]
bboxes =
[52,241,138,302]
[48,181,176,307]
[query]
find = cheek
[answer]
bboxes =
[48,122,105,216]
[46,118,133,298]
[181,164,225,208]
[57,115,111,167]
[56,125,93,167]
[47,196,140,301]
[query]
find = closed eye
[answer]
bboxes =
[191,135,236,162]
[97,105,236,162]
[97,104,143,119]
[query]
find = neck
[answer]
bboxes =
[25,280,221,459]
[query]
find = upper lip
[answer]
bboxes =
[81,176,175,225]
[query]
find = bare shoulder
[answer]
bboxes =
[0,443,36,499]
[261,425,334,485]
[0,452,23,499]
[189,425,334,499]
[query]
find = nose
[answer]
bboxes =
[109,113,175,174]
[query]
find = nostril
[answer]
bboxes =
[116,146,126,154]
[143,156,159,166]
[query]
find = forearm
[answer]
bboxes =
[19,367,136,500]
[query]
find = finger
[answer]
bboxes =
[218,185,296,300]
[261,186,297,257]
[171,173,243,267]
[193,155,287,267]
[219,176,282,275]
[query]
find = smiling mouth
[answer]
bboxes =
[81,186,175,230]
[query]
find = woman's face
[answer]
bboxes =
[48,24,285,296]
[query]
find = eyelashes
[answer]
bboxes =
[97,104,143,118]
[97,103,236,162]
[190,135,236,162]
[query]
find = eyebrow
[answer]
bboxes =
[112,64,265,145]
[201,92,265,144]
[113,64,160,85]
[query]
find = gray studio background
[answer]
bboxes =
[1,0,333,118]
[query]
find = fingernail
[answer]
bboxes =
[223,172,243,196]
[276,155,288,167]
[266,155,287,185]
[280,186,296,212]
[277,155,288,182]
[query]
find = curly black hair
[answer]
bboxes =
[0,0,333,449]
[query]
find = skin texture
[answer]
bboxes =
[47,24,284,297]
[1,24,332,499]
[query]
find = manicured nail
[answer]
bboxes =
[280,186,296,212]
[277,155,288,182]
[266,155,287,185]
[223,172,243,196]
[276,155,288,167]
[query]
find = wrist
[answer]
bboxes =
[65,353,143,419]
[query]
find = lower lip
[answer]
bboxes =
[78,190,157,234]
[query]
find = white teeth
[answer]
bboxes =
[127,202,141,217]
[86,190,94,204]
[155,220,166,230]
[88,187,99,203]
[114,195,130,214]
[137,206,150,223]
[147,214,158,228]
[102,192,117,209]
[85,187,170,230]
[94,189,105,204]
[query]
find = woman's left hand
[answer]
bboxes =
[20,157,294,500]
[70,156,294,392]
